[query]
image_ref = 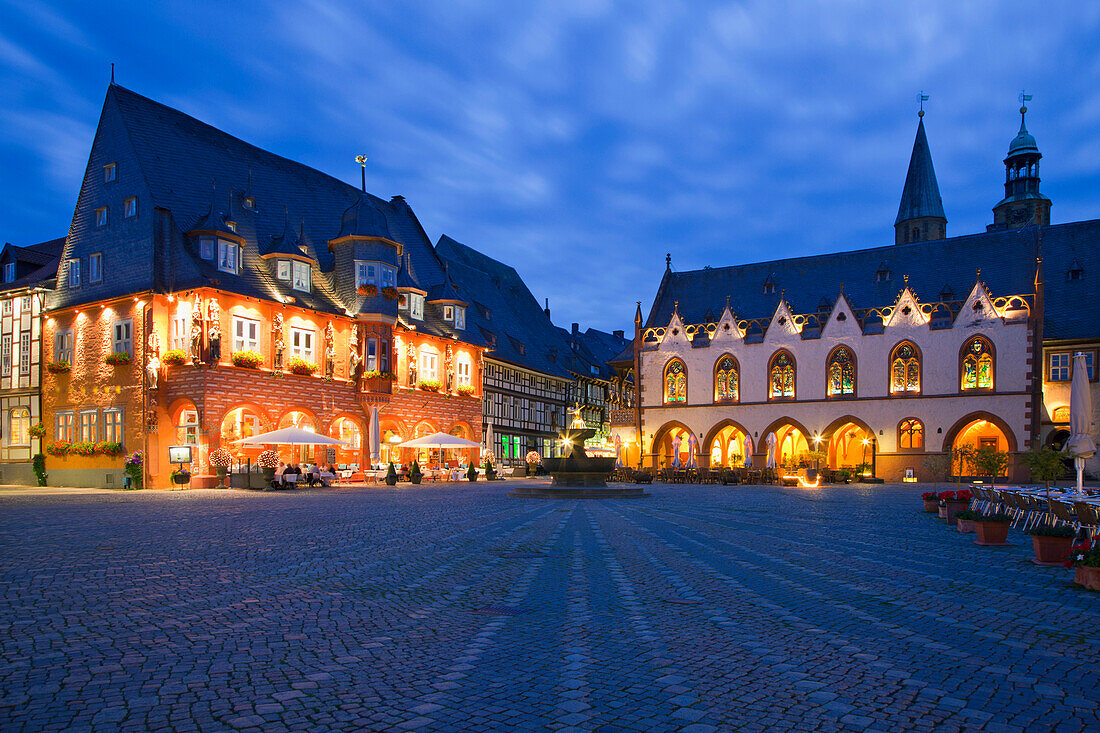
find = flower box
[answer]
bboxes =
[94,441,124,457]
[920,492,938,513]
[974,516,1012,546]
[381,286,399,300]
[417,379,441,392]
[231,350,264,369]
[457,384,476,397]
[105,352,131,366]
[357,284,378,297]
[46,360,71,374]
[162,349,188,366]
[286,357,317,376]
[70,441,97,457]
[47,440,71,456]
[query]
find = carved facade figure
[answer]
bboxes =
[445,344,454,392]
[406,341,418,387]
[190,293,203,364]
[207,297,222,364]
[272,313,285,369]
[348,324,362,381]
[146,353,161,390]
[324,322,335,379]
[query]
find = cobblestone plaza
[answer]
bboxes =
[1,482,1098,732]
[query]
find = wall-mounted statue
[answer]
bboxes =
[272,313,285,369]
[190,293,203,365]
[206,297,222,364]
[406,341,418,387]
[146,352,161,391]
[324,322,335,379]
[445,344,454,392]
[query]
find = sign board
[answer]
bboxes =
[903,466,917,483]
[168,445,193,465]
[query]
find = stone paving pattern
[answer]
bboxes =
[1,481,1098,732]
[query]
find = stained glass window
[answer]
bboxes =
[664,359,686,403]
[899,418,924,449]
[890,343,920,394]
[714,356,738,402]
[961,338,993,390]
[769,352,795,399]
[827,347,855,396]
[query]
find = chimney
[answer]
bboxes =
[571,322,579,335]
[544,298,550,320]
[613,330,624,339]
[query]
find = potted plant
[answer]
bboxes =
[210,447,233,486]
[286,357,317,376]
[936,490,955,519]
[231,350,264,369]
[171,467,191,486]
[417,379,441,392]
[457,384,476,397]
[484,459,497,481]
[385,462,398,486]
[972,445,1009,488]
[1020,447,1065,491]
[32,453,47,486]
[409,460,422,485]
[47,440,71,457]
[28,422,46,440]
[1065,542,1100,590]
[357,284,378,297]
[466,463,478,481]
[45,360,71,373]
[123,451,143,489]
[105,351,131,366]
[525,450,541,476]
[162,349,188,366]
[256,449,279,484]
[921,491,939,513]
[973,512,1013,546]
[954,509,980,533]
[1028,524,1075,566]
[946,490,971,522]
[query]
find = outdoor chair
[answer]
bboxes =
[1047,499,1081,535]
[1073,502,1099,542]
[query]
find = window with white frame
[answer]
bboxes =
[291,261,310,291]
[217,239,239,273]
[455,306,466,330]
[54,330,73,364]
[443,305,454,321]
[177,410,198,445]
[380,338,389,373]
[1,334,10,373]
[290,327,314,362]
[103,408,123,443]
[1,300,8,315]
[410,294,424,319]
[104,163,117,182]
[68,259,80,287]
[55,410,74,442]
[366,337,377,372]
[355,261,395,287]
[419,349,438,381]
[232,316,259,353]
[2,263,13,282]
[19,296,28,312]
[380,266,395,288]
[95,207,108,227]
[113,319,133,357]
[89,252,103,283]
[123,197,137,218]
[78,410,98,442]
[170,312,189,354]
[456,356,471,387]
[9,408,30,446]
[276,260,290,280]
[199,237,215,260]
[19,332,30,375]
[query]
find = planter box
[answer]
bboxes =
[937,505,948,519]
[974,520,1011,546]
[944,500,969,522]
[1073,565,1100,591]
[922,500,939,513]
[1031,535,1073,566]
[956,518,976,533]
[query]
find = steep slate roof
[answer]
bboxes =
[646,219,1100,340]
[0,237,64,291]
[895,118,946,225]
[435,234,573,379]
[55,84,455,339]
[559,327,629,380]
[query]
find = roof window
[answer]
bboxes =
[1068,258,1084,282]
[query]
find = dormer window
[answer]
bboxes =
[291,261,310,292]
[455,306,466,330]
[355,260,396,288]
[276,260,290,280]
[762,274,776,295]
[939,285,954,301]
[104,163,116,182]
[199,237,215,260]
[2,264,14,283]
[123,197,137,218]
[217,239,239,274]
[410,294,424,319]
[398,293,408,309]
[443,305,454,321]
[817,297,831,312]
[875,262,891,282]
[225,220,238,233]
[1068,259,1084,282]
[243,196,255,210]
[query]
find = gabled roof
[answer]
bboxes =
[645,219,1100,340]
[0,237,65,292]
[559,326,629,380]
[895,117,946,225]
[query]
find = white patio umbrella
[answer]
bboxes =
[728,436,741,467]
[686,433,698,469]
[1064,352,1096,492]
[742,436,753,468]
[400,432,482,467]
[765,432,778,469]
[484,420,495,459]
[368,406,381,464]
[232,427,347,446]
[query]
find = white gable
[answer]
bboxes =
[821,293,862,339]
[711,304,742,345]
[765,300,801,341]
[957,281,998,329]
[885,287,930,329]
[661,310,692,347]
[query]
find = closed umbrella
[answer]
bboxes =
[1064,352,1096,492]
[369,406,381,464]
[728,436,741,467]
[671,435,682,468]
[484,420,495,460]
[686,433,698,469]
[742,436,753,468]
[765,432,778,469]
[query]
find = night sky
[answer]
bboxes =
[2,1,1098,332]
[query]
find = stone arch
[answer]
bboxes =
[276,405,322,431]
[703,417,751,468]
[819,414,874,470]
[650,419,695,470]
[942,411,1018,455]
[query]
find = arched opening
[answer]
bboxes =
[221,406,267,458]
[380,426,403,466]
[170,399,205,469]
[278,409,318,464]
[889,341,921,395]
[448,423,478,467]
[664,358,687,404]
[824,419,873,471]
[1046,428,1071,452]
[713,354,739,403]
[960,336,995,391]
[948,416,1013,477]
[650,421,695,470]
[898,418,925,452]
[825,345,856,398]
[768,350,796,400]
[330,416,363,467]
[705,421,749,468]
[774,424,809,469]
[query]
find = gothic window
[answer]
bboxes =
[768,351,795,400]
[664,358,686,404]
[713,355,739,402]
[898,418,924,450]
[826,346,855,397]
[961,337,994,391]
[890,342,921,394]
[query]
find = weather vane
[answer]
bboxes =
[918,91,929,118]
[1019,90,1032,114]
[355,154,367,192]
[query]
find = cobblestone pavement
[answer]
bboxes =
[1,481,1098,732]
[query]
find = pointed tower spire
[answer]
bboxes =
[895,111,947,245]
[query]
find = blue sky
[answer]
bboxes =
[2,1,1098,331]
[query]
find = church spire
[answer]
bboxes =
[894,109,947,246]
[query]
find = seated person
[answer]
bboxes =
[274,461,286,487]
[306,462,322,487]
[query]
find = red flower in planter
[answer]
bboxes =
[937,491,956,501]
[955,490,973,502]
[921,492,938,501]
